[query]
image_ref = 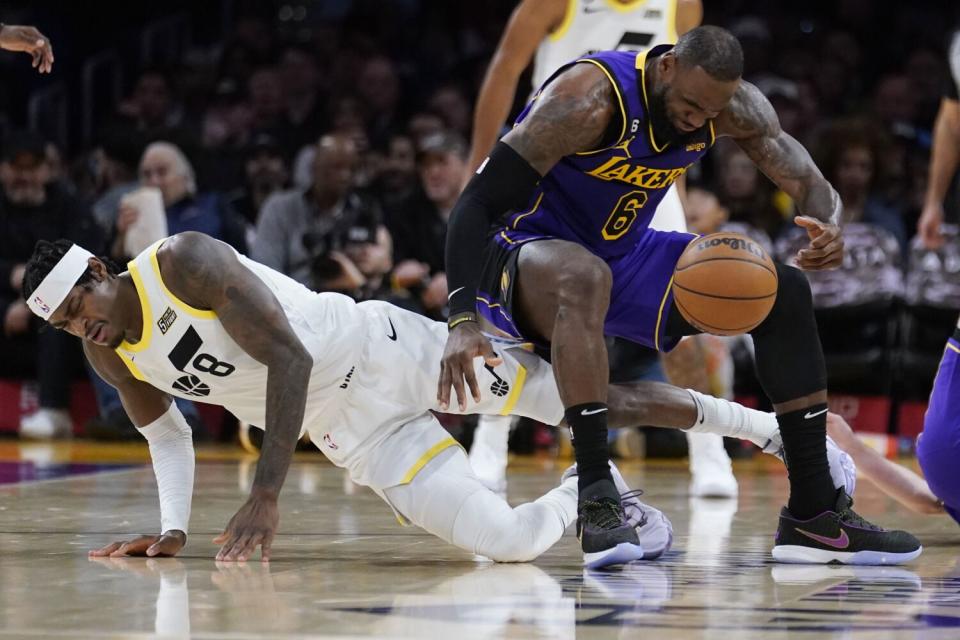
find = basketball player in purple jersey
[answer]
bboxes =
[440,26,920,566]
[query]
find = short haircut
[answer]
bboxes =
[674,26,744,82]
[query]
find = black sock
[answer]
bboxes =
[778,403,837,519]
[566,402,613,494]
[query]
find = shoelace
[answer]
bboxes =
[581,498,627,530]
[838,505,883,531]
[620,489,648,528]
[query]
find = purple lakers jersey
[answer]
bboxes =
[496,45,715,259]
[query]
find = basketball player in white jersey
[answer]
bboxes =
[465,0,738,500]
[24,233,853,567]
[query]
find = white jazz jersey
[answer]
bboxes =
[531,0,680,90]
[114,238,564,491]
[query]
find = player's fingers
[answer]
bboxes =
[450,360,468,412]
[212,529,231,545]
[437,361,451,410]
[89,541,124,557]
[463,355,482,404]
[238,533,262,562]
[808,229,837,249]
[228,533,256,562]
[261,533,274,563]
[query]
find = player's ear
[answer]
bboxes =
[87,257,108,282]
[659,51,677,80]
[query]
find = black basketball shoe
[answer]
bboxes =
[577,478,646,569]
[772,490,922,565]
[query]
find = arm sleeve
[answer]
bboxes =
[138,403,195,534]
[445,141,542,318]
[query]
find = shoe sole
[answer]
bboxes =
[771,544,923,565]
[583,542,646,569]
[641,528,673,560]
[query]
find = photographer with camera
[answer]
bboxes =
[252,134,391,298]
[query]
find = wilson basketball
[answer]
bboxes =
[672,232,778,336]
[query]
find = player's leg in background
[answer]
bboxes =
[468,414,513,496]
[916,326,960,520]
[659,335,738,498]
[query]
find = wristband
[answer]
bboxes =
[448,312,477,330]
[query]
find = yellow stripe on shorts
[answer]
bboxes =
[399,437,459,485]
[498,365,528,416]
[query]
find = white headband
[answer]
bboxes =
[26,245,95,321]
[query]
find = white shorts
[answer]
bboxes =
[306,301,563,493]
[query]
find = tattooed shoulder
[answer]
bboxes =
[504,62,616,173]
[715,80,781,141]
[160,232,228,308]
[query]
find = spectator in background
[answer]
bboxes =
[816,119,908,254]
[407,111,446,146]
[427,85,473,138]
[358,55,404,146]
[247,66,295,157]
[372,132,419,212]
[253,134,391,298]
[386,131,465,319]
[110,141,247,260]
[116,68,186,141]
[0,132,103,439]
[714,139,789,239]
[280,45,326,144]
[89,131,143,235]
[873,74,918,139]
[228,133,289,234]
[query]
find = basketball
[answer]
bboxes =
[672,232,778,336]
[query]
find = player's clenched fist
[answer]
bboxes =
[437,321,502,412]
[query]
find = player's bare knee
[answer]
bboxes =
[555,258,612,319]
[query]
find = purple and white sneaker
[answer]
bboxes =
[772,490,922,565]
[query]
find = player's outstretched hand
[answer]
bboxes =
[437,321,502,412]
[0,24,54,73]
[89,530,186,558]
[214,494,279,562]
[794,216,844,271]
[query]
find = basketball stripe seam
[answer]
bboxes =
[674,297,763,333]
[672,282,778,301]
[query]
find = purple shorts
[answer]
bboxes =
[477,227,697,351]
[916,332,960,525]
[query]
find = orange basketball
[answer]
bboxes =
[672,232,778,336]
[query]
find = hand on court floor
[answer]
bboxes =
[214,494,279,562]
[437,321,502,412]
[794,216,844,270]
[88,530,186,558]
[0,24,54,73]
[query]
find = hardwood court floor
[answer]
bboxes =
[0,442,958,639]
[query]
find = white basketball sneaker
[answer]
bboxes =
[19,408,72,440]
[688,431,739,499]
[763,433,857,496]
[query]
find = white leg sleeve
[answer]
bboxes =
[686,389,778,449]
[384,448,577,563]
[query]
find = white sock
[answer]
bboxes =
[686,389,778,450]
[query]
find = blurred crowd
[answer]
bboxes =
[0,0,957,440]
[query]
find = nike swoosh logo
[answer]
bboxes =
[580,407,608,416]
[795,527,850,549]
[448,286,465,301]
[804,408,829,420]
[387,317,397,341]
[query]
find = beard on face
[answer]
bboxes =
[647,85,701,148]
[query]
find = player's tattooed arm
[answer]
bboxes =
[502,61,617,174]
[715,81,844,270]
[162,232,313,561]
